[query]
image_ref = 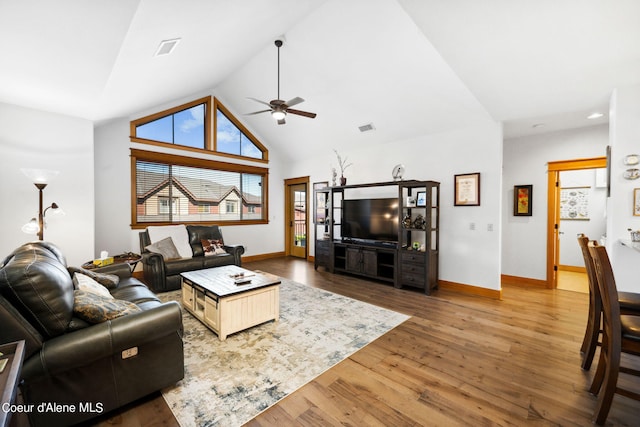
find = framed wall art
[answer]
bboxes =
[454,172,480,206]
[634,188,640,216]
[514,185,533,216]
[560,186,590,220]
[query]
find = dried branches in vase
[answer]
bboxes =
[333,149,352,186]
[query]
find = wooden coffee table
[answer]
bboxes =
[180,265,280,341]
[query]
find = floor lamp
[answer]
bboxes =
[21,169,63,241]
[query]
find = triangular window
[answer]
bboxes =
[131,97,268,162]
[214,98,267,161]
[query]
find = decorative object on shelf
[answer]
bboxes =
[406,197,416,207]
[331,168,337,187]
[416,191,426,207]
[402,213,412,229]
[333,149,352,186]
[624,154,639,165]
[392,164,405,181]
[454,172,480,206]
[634,188,640,216]
[628,228,640,242]
[623,168,640,180]
[560,186,590,220]
[514,184,533,216]
[413,214,426,230]
[21,168,65,240]
[412,241,420,250]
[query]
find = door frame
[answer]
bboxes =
[546,156,606,288]
[284,176,310,258]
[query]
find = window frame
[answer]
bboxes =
[213,97,268,162]
[130,96,269,163]
[130,149,269,228]
[130,97,211,153]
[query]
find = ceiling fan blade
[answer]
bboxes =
[277,118,286,125]
[247,97,273,108]
[287,108,317,119]
[285,97,305,107]
[245,109,271,116]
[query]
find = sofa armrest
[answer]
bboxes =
[91,262,131,279]
[224,244,245,265]
[140,251,167,292]
[22,301,182,377]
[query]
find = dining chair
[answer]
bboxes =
[577,234,640,370]
[587,241,640,425]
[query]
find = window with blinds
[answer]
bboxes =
[131,150,268,227]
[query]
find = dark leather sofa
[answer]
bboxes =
[0,241,184,427]
[139,225,245,292]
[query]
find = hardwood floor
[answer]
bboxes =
[557,270,589,294]
[92,257,639,426]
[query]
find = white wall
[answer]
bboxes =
[608,85,640,293]
[502,125,608,280]
[93,98,287,259]
[0,102,94,266]
[287,121,504,291]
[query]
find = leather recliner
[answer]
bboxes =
[139,224,245,292]
[0,241,184,427]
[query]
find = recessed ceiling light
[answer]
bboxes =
[155,38,181,57]
[587,112,604,120]
[532,123,545,129]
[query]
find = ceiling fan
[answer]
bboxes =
[246,40,317,125]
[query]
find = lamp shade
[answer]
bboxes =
[21,168,60,184]
[21,218,39,234]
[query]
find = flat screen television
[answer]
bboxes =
[342,198,398,243]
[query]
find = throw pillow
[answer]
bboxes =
[146,225,193,258]
[67,266,119,289]
[145,237,181,260]
[73,290,141,324]
[201,238,227,255]
[73,273,113,299]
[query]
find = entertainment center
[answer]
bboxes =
[314,180,439,294]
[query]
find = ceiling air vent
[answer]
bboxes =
[155,38,181,57]
[358,123,375,133]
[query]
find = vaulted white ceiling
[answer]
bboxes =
[1,0,638,159]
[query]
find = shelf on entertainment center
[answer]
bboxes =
[313,179,440,294]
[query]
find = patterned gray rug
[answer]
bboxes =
[159,278,408,427]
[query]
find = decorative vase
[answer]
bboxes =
[340,176,347,186]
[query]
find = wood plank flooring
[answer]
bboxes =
[91,257,639,426]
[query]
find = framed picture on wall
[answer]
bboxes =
[514,185,533,216]
[560,187,590,220]
[634,188,640,216]
[454,172,480,206]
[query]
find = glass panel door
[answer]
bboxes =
[290,183,307,258]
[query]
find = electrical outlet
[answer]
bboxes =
[487,223,494,231]
[470,222,475,231]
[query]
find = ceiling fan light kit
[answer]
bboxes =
[246,39,317,125]
[271,110,286,120]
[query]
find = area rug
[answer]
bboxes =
[159,278,408,427]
